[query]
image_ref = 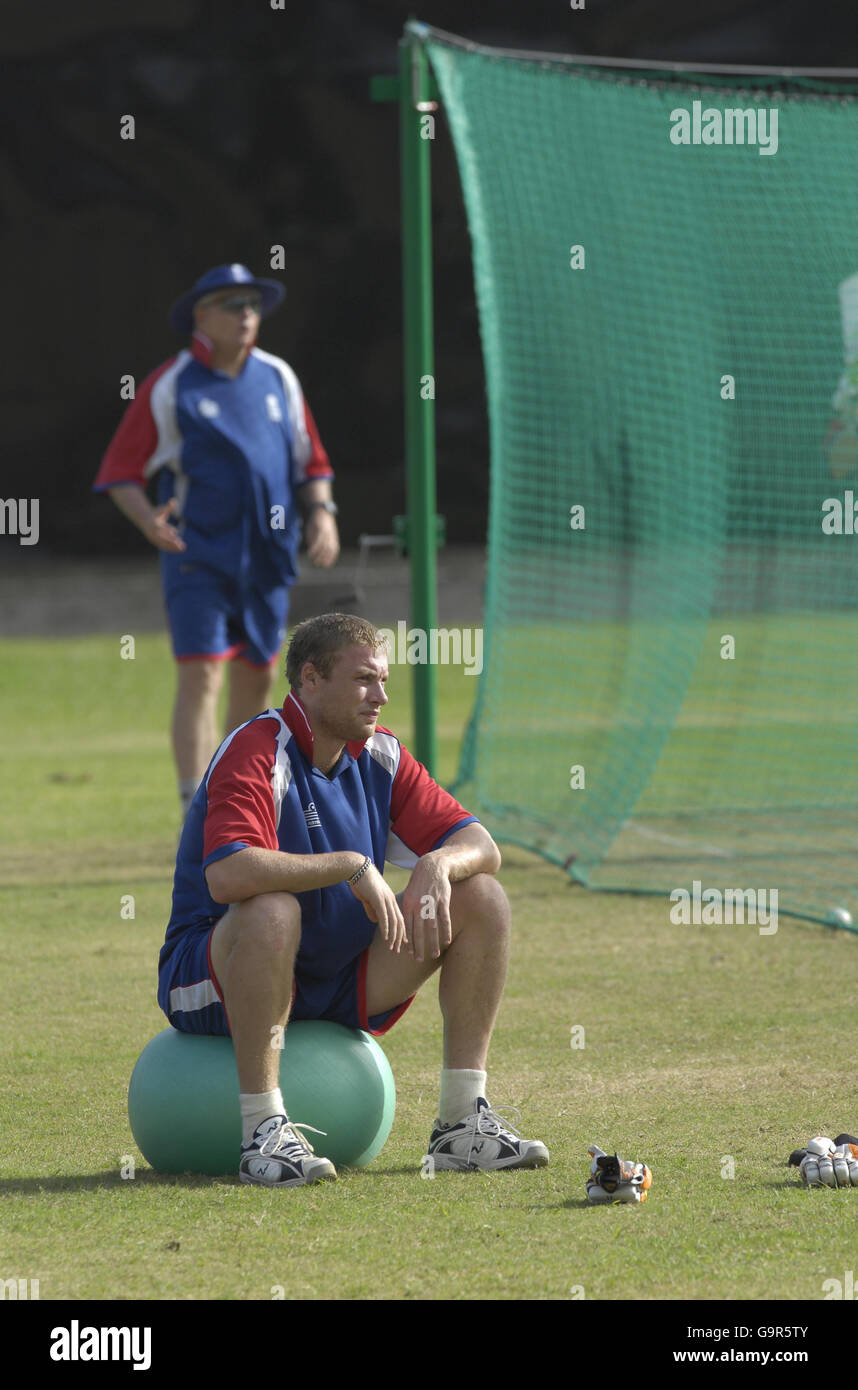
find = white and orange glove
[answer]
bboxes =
[789,1135,858,1188]
[586,1144,652,1204]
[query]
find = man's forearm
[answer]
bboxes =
[299,478,333,513]
[205,846,366,904]
[107,483,156,535]
[423,824,502,883]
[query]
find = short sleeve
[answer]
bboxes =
[387,742,478,863]
[202,718,282,868]
[292,395,334,486]
[92,358,177,492]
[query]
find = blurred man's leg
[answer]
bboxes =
[226,657,278,734]
[172,659,225,811]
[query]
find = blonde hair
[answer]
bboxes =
[286,613,387,688]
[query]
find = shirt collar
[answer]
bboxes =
[282,692,368,771]
[190,330,215,367]
[190,332,256,375]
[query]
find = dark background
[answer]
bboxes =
[2,0,854,555]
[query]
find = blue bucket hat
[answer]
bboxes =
[169,263,285,334]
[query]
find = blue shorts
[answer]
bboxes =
[163,561,289,667]
[159,923,415,1038]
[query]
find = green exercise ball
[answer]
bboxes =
[128,1021,396,1174]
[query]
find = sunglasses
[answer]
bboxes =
[200,293,263,315]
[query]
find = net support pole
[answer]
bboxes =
[399,23,439,775]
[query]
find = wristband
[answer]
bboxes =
[348,856,372,886]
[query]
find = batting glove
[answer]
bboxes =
[789,1136,858,1187]
[586,1144,652,1204]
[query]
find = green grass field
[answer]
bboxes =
[2,632,858,1302]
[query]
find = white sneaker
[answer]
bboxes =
[239,1115,337,1188]
[426,1098,549,1171]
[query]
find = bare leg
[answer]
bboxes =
[438,877,510,1069]
[172,660,225,784]
[209,892,301,1093]
[366,877,547,1168]
[364,874,511,1069]
[226,659,278,735]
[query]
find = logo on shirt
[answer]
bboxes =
[304,802,321,829]
[266,393,283,422]
[197,397,220,418]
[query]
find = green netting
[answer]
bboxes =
[425,29,858,924]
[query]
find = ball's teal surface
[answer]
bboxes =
[128,1022,396,1174]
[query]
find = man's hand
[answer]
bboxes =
[349,863,406,952]
[304,509,339,567]
[142,497,187,553]
[400,852,453,963]
[107,485,187,552]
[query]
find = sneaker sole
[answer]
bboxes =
[240,1166,337,1189]
[430,1149,549,1172]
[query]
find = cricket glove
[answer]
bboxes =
[586,1144,652,1204]
[788,1135,858,1187]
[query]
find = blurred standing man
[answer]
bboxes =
[93,263,340,816]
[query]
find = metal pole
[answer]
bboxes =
[407,23,858,80]
[399,28,438,774]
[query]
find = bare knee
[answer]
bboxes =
[214,892,302,974]
[240,892,301,953]
[231,660,275,698]
[177,660,224,702]
[450,874,510,931]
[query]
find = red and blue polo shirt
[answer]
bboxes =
[158,692,479,1021]
[93,333,332,588]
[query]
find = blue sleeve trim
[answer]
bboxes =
[295,473,335,486]
[202,840,252,870]
[92,479,145,494]
[430,816,480,852]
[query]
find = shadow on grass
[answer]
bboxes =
[353,1165,429,1177]
[0,1164,437,1194]
[365,1165,558,1179]
[0,1163,563,1193]
[0,1171,239,1194]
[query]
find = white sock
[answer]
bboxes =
[240,1088,286,1147]
[179,778,199,818]
[438,1069,487,1126]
